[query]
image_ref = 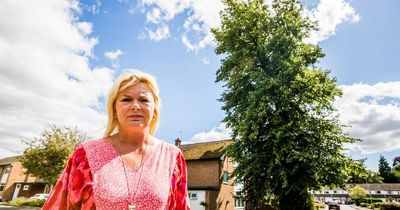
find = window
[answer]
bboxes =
[23,185,29,191]
[223,171,229,183]
[235,196,245,208]
[189,192,198,200]
[0,166,11,191]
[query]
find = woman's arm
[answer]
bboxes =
[42,145,95,210]
[168,151,190,210]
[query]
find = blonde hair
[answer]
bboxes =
[104,70,160,137]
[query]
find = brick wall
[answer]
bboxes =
[187,159,220,187]
[0,161,46,201]
[217,156,235,210]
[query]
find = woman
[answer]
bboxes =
[43,70,190,210]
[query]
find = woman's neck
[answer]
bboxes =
[116,130,150,148]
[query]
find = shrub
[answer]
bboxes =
[360,202,367,207]
[314,203,325,210]
[381,203,400,210]
[8,198,45,207]
[26,199,45,207]
[371,203,382,208]
[354,197,382,205]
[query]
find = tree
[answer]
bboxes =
[20,125,85,185]
[212,0,355,209]
[346,158,382,183]
[379,155,393,183]
[349,185,368,200]
[392,164,400,182]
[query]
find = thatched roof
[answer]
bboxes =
[179,139,233,160]
[0,155,22,165]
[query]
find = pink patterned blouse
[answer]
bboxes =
[42,138,190,210]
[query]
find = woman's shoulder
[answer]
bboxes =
[152,138,184,160]
[153,138,180,151]
[80,137,107,147]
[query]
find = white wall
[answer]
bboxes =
[188,190,206,210]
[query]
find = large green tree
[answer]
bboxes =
[20,125,85,184]
[379,155,393,183]
[212,0,355,209]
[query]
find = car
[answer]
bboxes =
[328,201,340,210]
[29,193,49,200]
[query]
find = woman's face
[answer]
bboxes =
[114,82,155,133]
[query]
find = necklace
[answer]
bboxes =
[119,140,147,210]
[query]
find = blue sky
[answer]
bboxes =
[0,0,399,171]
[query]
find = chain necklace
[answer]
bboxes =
[119,140,147,210]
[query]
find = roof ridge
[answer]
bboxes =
[180,139,233,147]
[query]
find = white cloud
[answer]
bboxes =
[77,21,93,35]
[140,0,190,21]
[105,49,124,60]
[144,24,170,41]
[138,0,359,51]
[0,0,114,155]
[334,82,400,154]
[304,0,361,44]
[187,123,232,144]
[146,7,163,24]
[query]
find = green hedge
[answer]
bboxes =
[354,197,382,205]
[8,198,45,207]
[381,203,400,210]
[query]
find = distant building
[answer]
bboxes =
[176,139,244,210]
[313,183,400,203]
[0,155,50,201]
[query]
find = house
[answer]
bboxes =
[176,139,244,210]
[313,183,400,203]
[0,155,50,201]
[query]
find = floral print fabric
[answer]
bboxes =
[43,139,190,210]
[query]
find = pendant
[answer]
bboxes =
[128,204,136,210]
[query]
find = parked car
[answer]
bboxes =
[328,201,340,210]
[29,193,49,200]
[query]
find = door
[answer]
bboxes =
[12,184,21,200]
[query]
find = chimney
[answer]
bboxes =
[175,138,181,147]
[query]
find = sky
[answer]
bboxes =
[0,0,399,171]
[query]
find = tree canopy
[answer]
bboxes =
[379,155,394,183]
[349,185,368,199]
[20,125,85,185]
[346,158,382,184]
[212,0,355,209]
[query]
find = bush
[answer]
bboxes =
[371,202,382,208]
[8,197,29,206]
[381,203,400,210]
[314,203,325,210]
[354,197,383,206]
[8,198,45,207]
[26,199,45,207]
[360,202,367,207]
